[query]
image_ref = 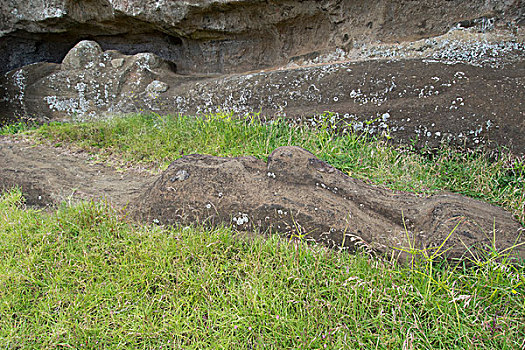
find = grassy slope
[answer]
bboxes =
[1,189,524,349]
[1,113,524,348]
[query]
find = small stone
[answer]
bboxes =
[134,52,161,70]
[170,169,189,182]
[62,40,103,70]
[111,58,125,68]
[146,80,169,94]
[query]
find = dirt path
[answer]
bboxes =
[0,135,155,208]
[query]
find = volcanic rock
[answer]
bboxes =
[62,40,104,70]
[1,37,524,155]
[0,40,182,123]
[134,146,525,262]
[1,1,524,153]
[1,0,523,75]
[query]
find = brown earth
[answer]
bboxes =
[2,136,523,263]
[0,135,154,208]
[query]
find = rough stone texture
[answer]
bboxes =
[0,40,184,123]
[1,1,524,153]
[1,0,523,75]
[146,80,169,95]
[134,146,525,262]
[61,40,104,70]
[1,36,524,154]
[1,136,523,263]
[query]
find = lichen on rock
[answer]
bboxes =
[146,80,169,94]
[62,40,103,71]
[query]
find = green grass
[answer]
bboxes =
[25,112,525,225]
[0,121,38,135]
[2,112,524,347]
[1,188,524,349]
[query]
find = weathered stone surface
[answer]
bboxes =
[62,40,103,70]
[1,37,524,154]
[110,58,124,69]
[146,80,169,94]
[0,41,185,123]
[1,0,523,75]
[1,1,524,153]
[134,146,525,262]
[1,135,523,263]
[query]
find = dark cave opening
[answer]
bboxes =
[0,30,185,75]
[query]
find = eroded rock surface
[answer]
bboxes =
[1,136,523,262]
[0,40,185,123]
[134,146,525,262]
[1,0,523,75]
[1,37,524,154]
[1,2,524,153]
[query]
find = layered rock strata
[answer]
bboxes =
[2,39,524,154]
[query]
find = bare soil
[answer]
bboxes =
[0,135,154,208]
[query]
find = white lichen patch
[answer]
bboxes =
[170,169,189,182]
[12,69,27,115]
[287,24,524,70]
[277,209,288,216]
[41,6,65,19]
[134,53,160,72]
[233,213,249,226]
[44,95,86,115]
[146,80,169,100]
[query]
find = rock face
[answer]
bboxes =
[134,146,525,262]
[1,0,523,75]
[2,36,524,154]
[1,1,524,153]
[0,40,183,122]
